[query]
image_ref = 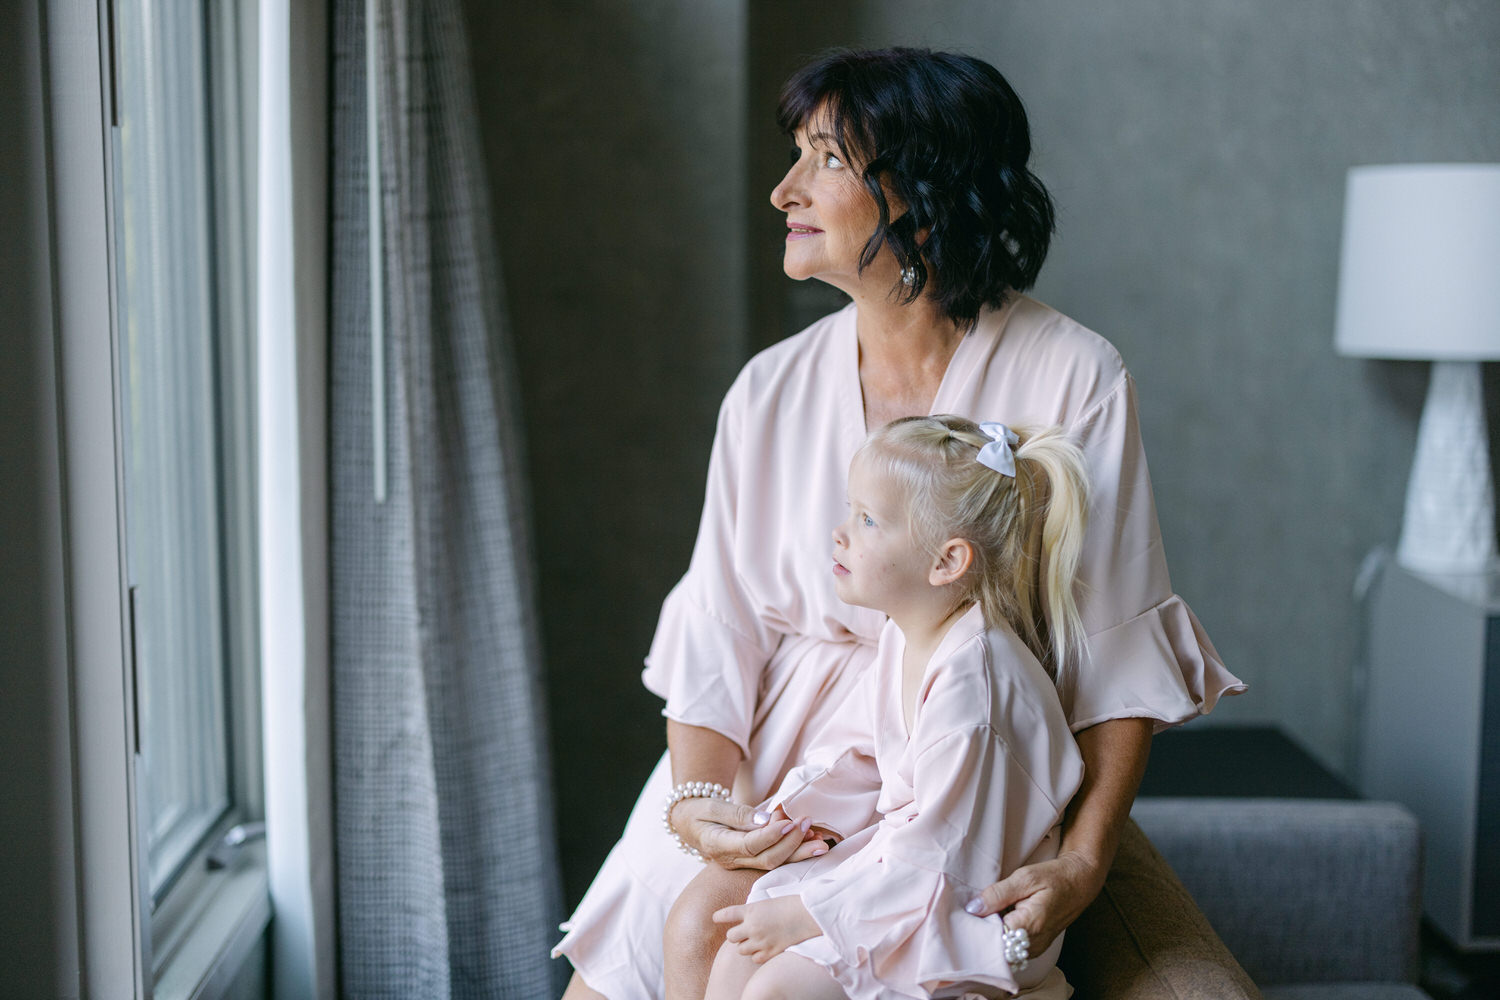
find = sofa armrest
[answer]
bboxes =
[1060,818,1262,998]
[1130,798,1422,986]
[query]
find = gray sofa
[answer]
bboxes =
[1058,798,1429,999]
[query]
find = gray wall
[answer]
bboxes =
[462,1,1500,901]
[837,0,1500,774]
[462,0,751,902]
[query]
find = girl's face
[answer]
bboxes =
[769,111,891,297]
[831,455,934,616]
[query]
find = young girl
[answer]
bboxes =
[697,415,1089,1000]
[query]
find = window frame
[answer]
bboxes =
[46,1,273,997]
[110,0,262,915]
[120,0,272,987]
[48,0,149,991]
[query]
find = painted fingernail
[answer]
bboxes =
[800,818,812,832]
[812,847,827,856]
[752,811,771,825]
[965,899,986,915]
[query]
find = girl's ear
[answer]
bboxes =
[929,538,973,587]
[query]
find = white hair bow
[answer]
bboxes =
[976,422,1019,478]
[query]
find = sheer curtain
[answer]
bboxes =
[329,0,563,995]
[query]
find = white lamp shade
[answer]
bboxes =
[1335,164,1500,361]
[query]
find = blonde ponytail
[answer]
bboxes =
[1012,429,1090,677]
[859,416,1090,680]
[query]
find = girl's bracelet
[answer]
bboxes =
[661,781,731,860]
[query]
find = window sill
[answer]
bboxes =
[153,842,270,1000]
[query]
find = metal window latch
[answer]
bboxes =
[206,821,267,871]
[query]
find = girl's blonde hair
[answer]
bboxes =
[858,414,1090,679]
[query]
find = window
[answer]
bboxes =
[108,0,265,986]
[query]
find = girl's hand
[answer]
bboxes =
[713,896,821,964]
[807,823,842,849]
[670,800,828,870]
[963,849,1104,956]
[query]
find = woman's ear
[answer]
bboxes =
[879,173,911,221]
[929,538,973,587]
[876,176,927,243]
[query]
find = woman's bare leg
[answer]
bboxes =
[664,866,762,1000]
[560,971,609,1000]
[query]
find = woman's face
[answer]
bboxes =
[770,113,891,297]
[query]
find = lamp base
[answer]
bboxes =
[1396,360,1499,576]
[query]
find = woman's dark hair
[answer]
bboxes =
[777,47,1055,328]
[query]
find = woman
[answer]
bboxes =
[555,47,1244,1000]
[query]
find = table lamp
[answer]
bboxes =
[1334,163,1500,575]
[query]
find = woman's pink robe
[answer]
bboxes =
[552,297,1245,999]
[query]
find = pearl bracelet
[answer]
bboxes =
[661,781,732,860]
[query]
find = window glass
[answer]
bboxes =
[112,0,256,903]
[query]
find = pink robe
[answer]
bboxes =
[553,297,1245,999]
[751,606,1081,1000]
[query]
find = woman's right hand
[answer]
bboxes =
[670,799,827,870]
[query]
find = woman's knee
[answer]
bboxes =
[666,867,756,950]
[665,882,729,951]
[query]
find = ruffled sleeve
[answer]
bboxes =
[761,678,881,839]
[1064,373,1246,732]
[1070,595,1241,733]
[641,378,782,755]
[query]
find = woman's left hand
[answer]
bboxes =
[674,799,827,870]
[963,849,1105,956]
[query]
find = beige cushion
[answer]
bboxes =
[1059,819,1261,999]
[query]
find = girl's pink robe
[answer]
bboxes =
[553,297,1245,999]
[751,605,1081,1000]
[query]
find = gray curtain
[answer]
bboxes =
[330,0,564,996]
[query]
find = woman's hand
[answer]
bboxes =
[963,849,1105,956]
[671,799,829,870]
[967,718,1152,954]
[714,896,821,964]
